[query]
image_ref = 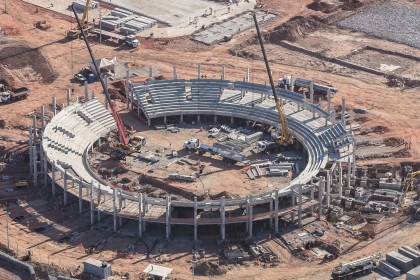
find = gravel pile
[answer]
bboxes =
[339,1,420,49]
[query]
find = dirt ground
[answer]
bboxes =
[0,0,419,279]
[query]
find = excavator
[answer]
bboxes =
[252,13,293,148]
[67,0,93,39]
[400,170,420,207]
[72,5,144,159]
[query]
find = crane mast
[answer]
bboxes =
[252,13,293,146]
[71,4,128,145]
[400,170,420,207]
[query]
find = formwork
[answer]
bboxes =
[386,251,414,273]
[399,247,420,267]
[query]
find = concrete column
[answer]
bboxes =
[149,66,153,80]
[339,162,343,198]
[164,115,167,125]
[78,177,83,214]
[221,65,225,80]
[274,189,279,233]
[194,197,198,241]
[138,194,143,237]
[326,170,331,208]
[43,148,47,188]
[213,115,217,123]
[90,182,94,225]
[33,115,37,141]
[197,64,201,79]
[310,82,315,118]
[84,81,89,101]
[269,199,274,229]
[318,176,325,220]
[98,185,102,204]
[319,97,322,111]
[352,143,356,178]
[220,196,226,240]
[246,67,250,82]
[347,156,351,189]
[230,116,234,125]
[166,197,171,239]
[29,127,33,175]
[310,187,315,213]
[248,196,253,238]
[341,97,345,125]
[63,170,68,205]
[66,89,71,105]
[327,89,331,114]
[180,114,184,123]
[290,76,294,91]
[197,115,200,123]
[131,88,134,111]
[173,65,177,80]
[41,105,45,132]
[52,96,57,116]
[298,185,303,227]
[291,190,295,224]
[113,188,117,232]
[32,144,37,187]
[51,162,56,197]
[126,70,130,109]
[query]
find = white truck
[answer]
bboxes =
[256,140,279,153]
[331,255,380,279]
[89,29,139,48]
[0,85,29,103]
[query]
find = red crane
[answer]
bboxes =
[71,4,128,145]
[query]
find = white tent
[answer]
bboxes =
[143,264,173,279]
[89,57,116,75]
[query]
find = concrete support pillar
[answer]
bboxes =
[291,190,295,224]
[326,170,331,208]
[125,70,130,109]
[319,97,322,111]
[327,89,331,114]
[247,196,253,238]
[246,67,250,82]
[130,88,134,111]
[269,199,274,229]
[164,115,167,125]
[318,177,325,220]
[32,143,37,187]
[352,143,356,178]
[90,182,94,225]
[41,105,45,132]
[290,76,294,91]
[341,97,345,125]
[84,82,89,102]
[29,127,33,175]
[347,156,351,189]
[113,188,117,232]
[173,65,177,80]
[274,189,279,233]
[339,162,343,198]
[197,64,201,79]
[66,89,71,106]
[138,194,143,237]
[221,65,225,80]
[230,116,234,125]
[78,177,83,214]
[52,96,57,116]
[310,82,315,118]
[43,146,48,187]
[310,187,315,213]
[298,185,303,227]
[63,170,68,206]
[166,196,171,239]
[180,114,184,123]
[98,185,102,204]
[220,196,226,240]
[33,115,37,141]
[197,114,200,123]
[51,162,56,197]
[194,197,198,241]
[149,66,153,80]
[213,115,217,123]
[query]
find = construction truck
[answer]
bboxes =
[0,85,29,103]
[89,29,139,48]
[331,255,380,279]
[253,14,294,148]
[113,135,146,159]
[67,0,93,39]
[400,170,420,207]
[184,138,249,164]
[256,140,279,153]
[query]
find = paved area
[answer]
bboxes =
[191,10,276,45]
[339,1,420,49]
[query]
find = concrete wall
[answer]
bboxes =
[0,251,36,280]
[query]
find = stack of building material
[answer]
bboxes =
[406,265,420,280]
[244,131,263,144]
[111,8,133,18]
[400,246,420,266]
[378,260,401,278]
[125,17,157,32]
[73,0,99,10]
[386,251,414,273]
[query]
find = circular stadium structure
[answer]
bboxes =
[32,73,355,241]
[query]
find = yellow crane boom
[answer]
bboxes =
[67,0,92,38]
[400,170,420,207]
[252,13,293,146]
